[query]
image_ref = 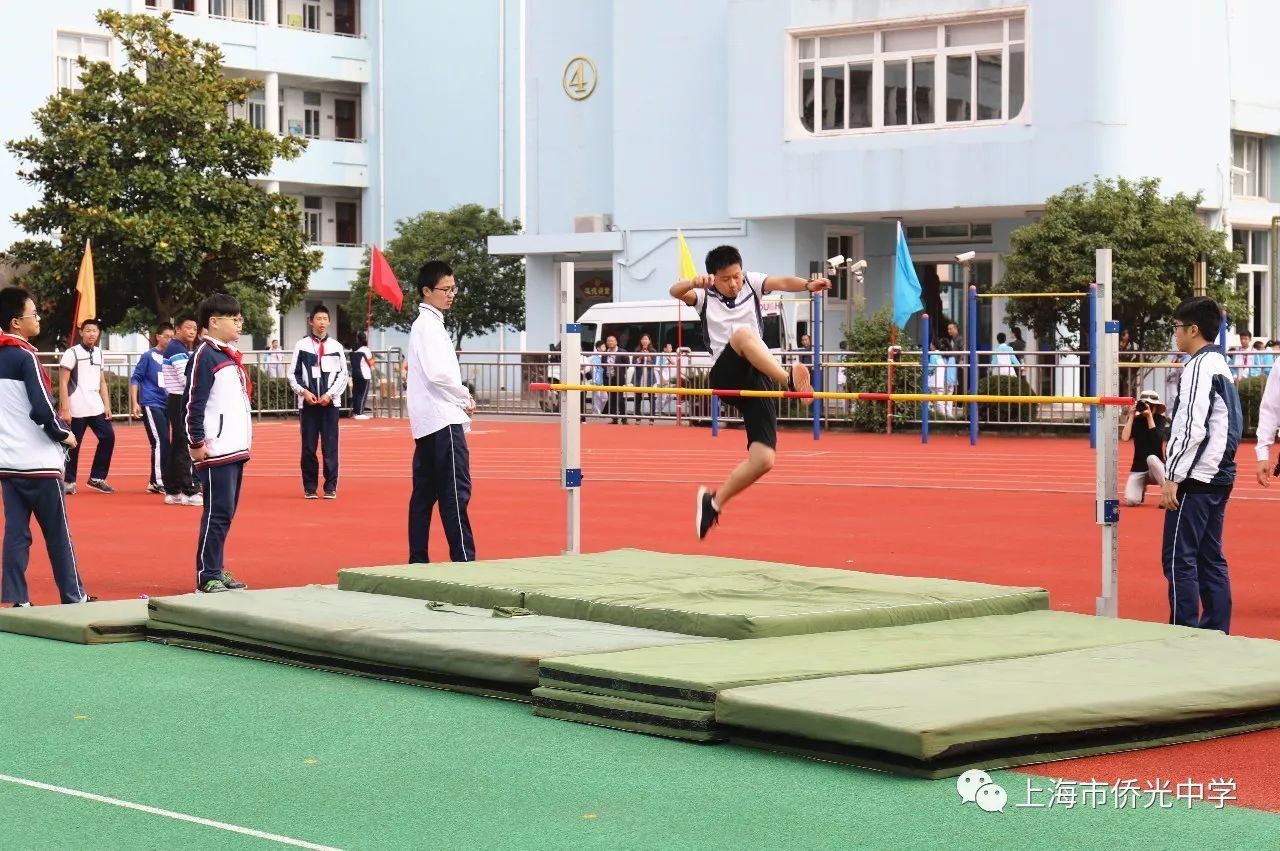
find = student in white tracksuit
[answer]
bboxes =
[1254,355,1280,487]
[406,260,476,563]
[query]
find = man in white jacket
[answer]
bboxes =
[1255,354,1280,486]
[407,261,476,563]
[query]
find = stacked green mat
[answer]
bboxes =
[718,632,1280,777]
[338,549,1049,639]
[145,586,716,699]
[533,611,1203,744]
[0,599,149,644]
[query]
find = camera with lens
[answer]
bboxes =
[1136,400,1149,413]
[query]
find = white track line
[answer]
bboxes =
[0,774,343,851]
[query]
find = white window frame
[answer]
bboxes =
[1232,133,1266,199]
[790,9,1028,138]
[302,196,323,244]
[1233,228,1270,338]
[54,31,110,93]
[302,0,322,32]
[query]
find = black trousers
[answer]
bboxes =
[66,414,115,484]
[165,394,197,496]
[195,461,245,588]
[352,375,371,415]
[2,477,86,604]
[300,403,340,494]
[408,424,475,563]
[140,405,170,489]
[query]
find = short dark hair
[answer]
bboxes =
[356,331,368,346]
[704,245,743,275]
[197,293,242,331]
[156,321,174,335]
[175,314,197,329]
[417,261,454,295]
[0,287,32,333]
[79,318,101,332]
[997,332,1007,344]
[1172,296,1222,343]
[309,304,329,320]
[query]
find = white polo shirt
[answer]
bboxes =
[60,343,106,418]
[691,272,768,360]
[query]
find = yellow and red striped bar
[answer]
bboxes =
[530,383,1133,407]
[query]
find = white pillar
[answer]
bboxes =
[557,260,581,555]
[265,0,279,26]
[194,0,208,16]
[264,71,280,136]
[1095,248,1120,618]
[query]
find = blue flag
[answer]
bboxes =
[893,222,924,329]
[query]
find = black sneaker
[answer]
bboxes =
[696,486,720,540]
[198,579,229,593]
[323,491,337,500]
[86,479,115,494]
[304,492,319,500]
[146,483,164,494]
[220,572,248,590]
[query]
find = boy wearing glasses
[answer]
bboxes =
[407,261,476,563]
[1161,297,1241,632]
[186,295,252,594]
[0,288,94,606]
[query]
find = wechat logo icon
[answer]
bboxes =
[957,769,1007,814]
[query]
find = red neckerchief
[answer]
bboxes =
[204,336,253,397]
[0,333,52,391]
[310,334,326,360]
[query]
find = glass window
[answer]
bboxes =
[976,53,1002,120]
[883,27,936,52]
[821,65,845,130]
[820,33,873,57]
[884,60,908,126]
[946,55,972,121]
[1009,45,1025,118]
[55,33,109,92]
[912,57,935,124]
[800,65,814,131]
[794,14,1025,135]
[1252,230,1269,263]
[945,20,1003,47]
[848,64,873,128]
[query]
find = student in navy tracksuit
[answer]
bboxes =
[1160,297,1242,633]
[287,305,348,498]
[130,321,174,494]
[0,288,93,606]
[162,316,202,505]
[185,295,253,594]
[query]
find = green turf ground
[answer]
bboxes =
[1,633,1275,850]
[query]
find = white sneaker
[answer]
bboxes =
[164,494,187,505]
[187,493,204,506]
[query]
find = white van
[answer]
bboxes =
[575,296,803,366]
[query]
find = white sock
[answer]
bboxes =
[710,496,721,512]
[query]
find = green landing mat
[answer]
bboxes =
[538,610,1206,710]
[0,598,148,644]
[531,686,717,742]
[338,549,1047,639]
[715,634,1280,778]
[145,586,714,698]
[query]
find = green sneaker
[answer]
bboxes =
[198,579,229,594]
[221,572,247,590]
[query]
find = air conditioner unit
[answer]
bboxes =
[573,213,612,234]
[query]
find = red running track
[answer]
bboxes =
[15,416,1280,810]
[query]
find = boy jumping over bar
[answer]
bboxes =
[670,245,829,540]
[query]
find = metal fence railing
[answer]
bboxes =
[36,346,1262,432]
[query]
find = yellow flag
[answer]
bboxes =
[74,239,96,328]
[676,229,698,281]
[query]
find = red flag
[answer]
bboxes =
[370,245,403,311]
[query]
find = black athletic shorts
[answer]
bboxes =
[709,346,777,450]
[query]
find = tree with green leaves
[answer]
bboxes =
[6,10,321,343]
[997,177,1243,352]
[348,204,524,347]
